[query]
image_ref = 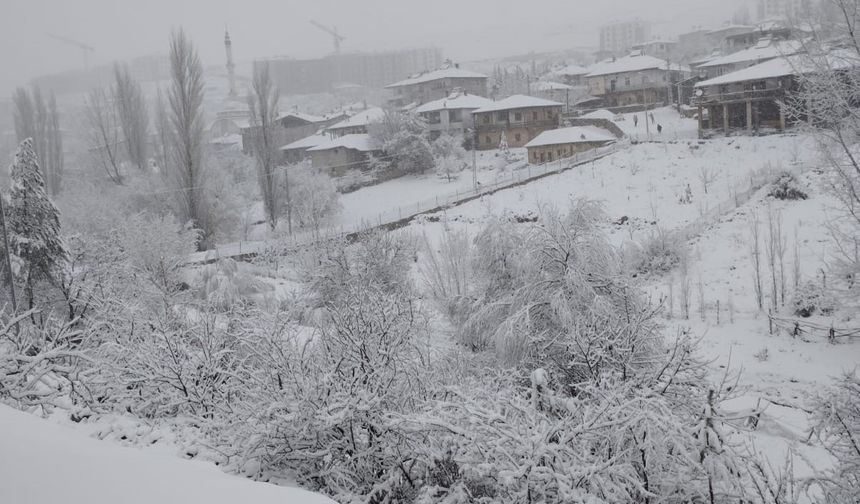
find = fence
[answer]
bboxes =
[767,312,860,343]
[186,141,625,265]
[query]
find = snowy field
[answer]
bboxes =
[0,405,335,504]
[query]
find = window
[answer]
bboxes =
[532,111,538,121]
[625,77,631,86]
[449,109,462,122]
[515,133,521,142]
[482,115,490,124]
[497,111,507,121]
[514,112,522,121]
[485,135,491,145]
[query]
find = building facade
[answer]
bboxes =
[471,95,562,150]
[385,66,488,108]
[414,92,494,140]
[599,20,652,56]
[586,55,691,108]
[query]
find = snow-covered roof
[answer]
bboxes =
[325,107,386,132]
[280,132,329,151]
[385,67,488,88]
[414,93,494,113]
[524,126,617,148]
[580,109,617,120]
[278,111,327,123]
[696,51,857,88]
[586,54,690,77]
[706,24,754,35]
[532,81,573,91]
[698,39,802,68]
[306,133,380,153]
[209,116,250,130]
[557,64,590,76]
[471,95,562,114]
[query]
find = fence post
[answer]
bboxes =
[716,300,720,326]
[768,309,773,335]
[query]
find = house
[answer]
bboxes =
[241,111,346,155]
[279,132,329,164]
[555,64,591,87]
[524,126,617,164]
[632,39,678,60]
[471,95,562,150]
[324,107,386,138]
[531,81,575,110]
[306,134,382,176]
[385,65,488,108]
[585,54,691,108]
[696,38,802,79]
[692,51,852,137]
[414,91,494,140]
[706,24,757,54]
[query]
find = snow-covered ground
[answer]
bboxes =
[0,405,335,504]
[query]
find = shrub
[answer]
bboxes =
[768,172,808,201]
[625,228,685,277]
[792,280,836,317]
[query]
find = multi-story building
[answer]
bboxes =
[414,91,494,140]
[268,48,443,95]
[758,0,811,20]
[471,95,562,150]
[585,54,691,107]
[599,20,652,56]
[384,65,488,108]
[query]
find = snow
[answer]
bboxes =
[325,107,385,132]
[580,109,617,121]
[586,54,690,77]
[384,67,487,88]
[470,94,562,114]
[696,50,858,87]
[280,132,329,151]
[306,133,380,153]
[0,405,335,504]
[277,111,327,123]
[414,93,494,113]
[531,80,573,91]
[524,126,617,148]
[698,39,802,69]
[556,64,590,76]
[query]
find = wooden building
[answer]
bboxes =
[414,91,493,140]
[306,134,382,176]
[385,66,488,108]
[585,54,691,108]
[524,126,617,164]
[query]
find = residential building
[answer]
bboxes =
[324,107,386,138]
[524,126,617,164]
[585,54,691,107]
[279,132,329,164]
[240,111,346,156]
[676,28,713,63]
[531,81,575,110]
[706,24,757,54]
[599,20,652,56]
[691,53,849,136]
[384,66,488,108]
[306,134,382,176]
[555,64,591,87]
[758,0,812,20]
[414,91,494,140]
[633,39,678,60]
[696,38,802,79]
[471,95,562,150]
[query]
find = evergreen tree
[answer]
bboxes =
[4,138,68,308]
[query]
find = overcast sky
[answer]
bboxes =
[0,0,749,96]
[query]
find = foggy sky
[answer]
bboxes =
[0,0,750,96]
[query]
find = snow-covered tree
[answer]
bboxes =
[3,138,68,310]
[113,63,150,172]
[84,87,124,185]
[12,87,63,196]
[290,168,341,236]
[247,61,284,232]
[369,110,434,174]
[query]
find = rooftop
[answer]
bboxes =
[696,50,857,88]
[532,81,573,91]
[414,93,494,113]
[524,126,617,148]
[306,133,380,153]
[698,39,803,68]
[385,67,488,88]
[325,107,386,131]
[471,94,563,114]
[586,54,690,77]
[280,132,329,151]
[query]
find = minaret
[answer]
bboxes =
[224,28,236,97]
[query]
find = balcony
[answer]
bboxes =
[475,118,559,132]
[692,87,786,106]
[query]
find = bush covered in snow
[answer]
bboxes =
[791,280,836,318]
[768,172,808,201]
[624,228,685,277]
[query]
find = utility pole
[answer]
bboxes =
[0,193,17,313]
[471,127,478,191]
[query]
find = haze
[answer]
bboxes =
[1,0,747,95]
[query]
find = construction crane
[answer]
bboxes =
[309,20,345,54]
[47,33,95,69]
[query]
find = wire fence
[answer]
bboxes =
[767,312,860,343]
[186,141,625,265]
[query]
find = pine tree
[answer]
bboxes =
[4,138,68,308]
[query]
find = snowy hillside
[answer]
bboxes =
[0,406,335,504]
